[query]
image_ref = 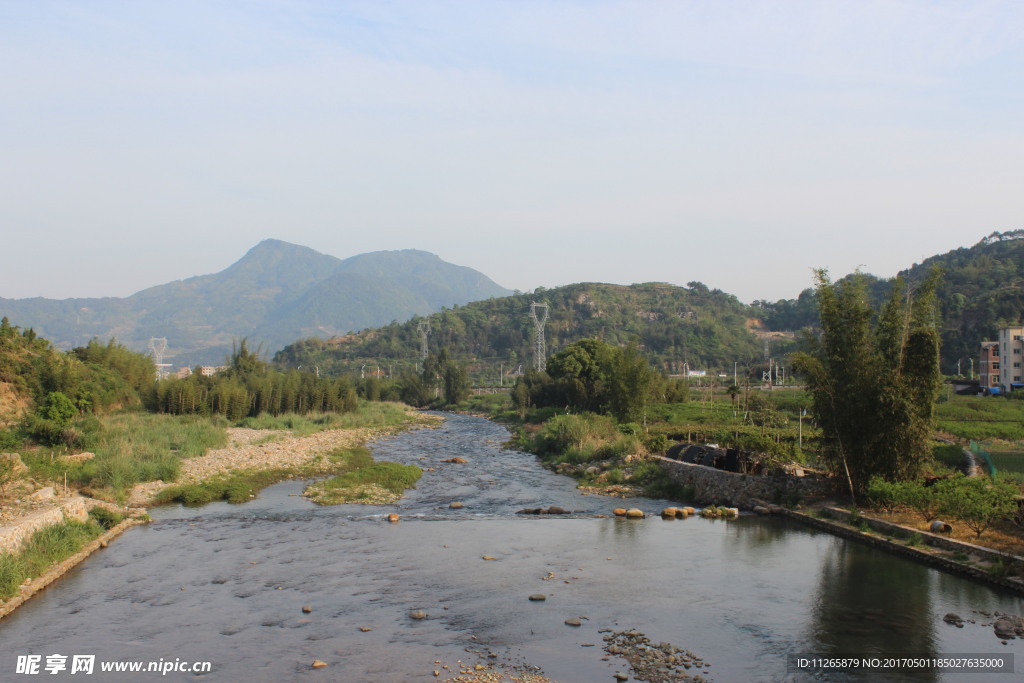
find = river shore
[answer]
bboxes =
[0,408,440,622]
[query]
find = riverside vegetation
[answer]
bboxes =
[1,322,431,599]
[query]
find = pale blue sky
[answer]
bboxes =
[2,0,1022,303]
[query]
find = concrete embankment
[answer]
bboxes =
[785,506,1024,596]
[0,515,145,621]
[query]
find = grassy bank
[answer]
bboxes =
[16,402,423,503]
[20,413,228,499]
[0,513,121,600]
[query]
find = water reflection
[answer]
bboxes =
[809,538,938,681]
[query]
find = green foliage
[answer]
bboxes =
[155,468,293,506]
[934,474,1020,538]
[442,360,471,406]
[865,477,903,515]
[902,481,943,523]
[39,392,77,426]
[152,365,362,418]
[88,506,124,530]
[905,533,923,547]
[532,413,618,458]
[539,338,658,422]
[793,269,943,492]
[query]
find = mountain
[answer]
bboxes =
[273,281,765,378]
[754,230,1024,372]
[0,240,513,366]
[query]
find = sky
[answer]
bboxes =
[1,0,1022,304]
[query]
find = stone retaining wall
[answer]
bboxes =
[0,497,89,554]
[656,456,835,509]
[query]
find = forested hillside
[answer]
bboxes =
[754,230,1024,372]
[274,281,764,379]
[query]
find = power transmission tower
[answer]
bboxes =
[529,302,549,372]
[417,321,431,361]
[148,337,169,380]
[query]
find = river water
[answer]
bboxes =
[1,413,1023,682]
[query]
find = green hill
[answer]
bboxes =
[755,230,1024,372]
[274,281,765,379]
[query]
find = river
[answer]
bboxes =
[1,413,1022,682]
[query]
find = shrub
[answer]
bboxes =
[88,506,124,530]
[901,481,942,523]
[866,477,902,514]
[935,475,1019,539]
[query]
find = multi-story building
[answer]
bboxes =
[979,341,1000,389]
[996,327,1024,390]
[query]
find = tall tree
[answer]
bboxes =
[793,269,942,500]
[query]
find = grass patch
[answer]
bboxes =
[22,413,228,498]
[153,468,296,506]
[306,461,422,505]
[152,446,390,507]
[0,519,105,600]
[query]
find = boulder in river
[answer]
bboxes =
[993,616,1024,639]
[942,613,963,627]
[565,617,582,626]
[660,507,679,519]
[528,594,547,601]
[311,660,327,669]
[409,610,428,620]
[449,501,464,509]
[612,508,627,517]
[442,457,468,463]
[544,506,567,515]
[387,513,400,523]
[625,508,645,519]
